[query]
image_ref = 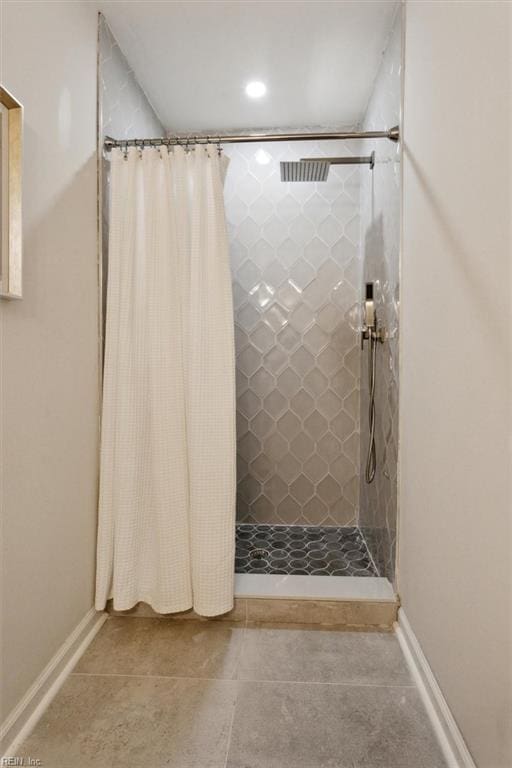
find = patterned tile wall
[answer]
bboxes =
[223,141,362,526]
[358,12,401,582]
[98,15,165,337]
[98,14,164,142]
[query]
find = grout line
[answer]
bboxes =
[223,662,241,768]
[357,525,381,577]
[71,672,237,682]
[232,678,416,689]
[223,603,248,768]
[70,671,415,688]
[235,619,247,678]
[223,701,237,768]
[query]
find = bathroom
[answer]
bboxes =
[0,2,510,767]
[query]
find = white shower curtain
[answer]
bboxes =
[95,145,236,617]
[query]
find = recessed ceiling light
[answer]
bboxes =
[245,81,267,99]
[255,149,271,165]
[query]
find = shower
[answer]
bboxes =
[102,123,400,590]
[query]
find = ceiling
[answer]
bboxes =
[98,0,399,134]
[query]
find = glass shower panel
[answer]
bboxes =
[358,13,402,583]
[224,141,362,528]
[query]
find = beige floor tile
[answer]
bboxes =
[245,598,397,627]
[108,598,247,622]
[19,674,236,768]
[74,617,244,679]
[245,620,391,632]
[239,627,413,685]
[226,681,447,768]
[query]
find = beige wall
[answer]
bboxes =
[400,2,512,766]
[0,0,99,723]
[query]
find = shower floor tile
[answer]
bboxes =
[235,524,378,577]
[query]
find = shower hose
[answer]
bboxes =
[365,331,378,484]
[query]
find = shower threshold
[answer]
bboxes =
[234,573,394,601]
[234,524,394,602]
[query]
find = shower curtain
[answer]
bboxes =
[95,145,236,617]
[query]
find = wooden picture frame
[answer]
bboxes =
[0,86,23,299]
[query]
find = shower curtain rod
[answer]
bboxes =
[103,125,399,150]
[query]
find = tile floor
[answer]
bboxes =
[235,524,378,576]
[18,617,447,768]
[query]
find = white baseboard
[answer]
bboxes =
[0,604,477,765]
[395,608,477,768]
[1,607,107,758]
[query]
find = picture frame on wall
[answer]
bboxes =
[0,85,23,299]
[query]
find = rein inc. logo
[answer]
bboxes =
[1,759,42,766]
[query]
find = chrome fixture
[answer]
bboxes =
[103,126,399,152]
[280,152,375,182]
[361,283,386,484]
[361,282,386,346]
[281,159,331,183]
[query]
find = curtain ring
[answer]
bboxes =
[149,138,161,158]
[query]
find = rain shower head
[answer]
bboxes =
[280,159,330,182]
[280,152,375,182]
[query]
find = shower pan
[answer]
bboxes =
[235,524,377,576]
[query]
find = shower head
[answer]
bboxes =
[280,152,375,182]
[280,159,330,182]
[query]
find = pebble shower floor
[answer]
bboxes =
[235,524,378,576]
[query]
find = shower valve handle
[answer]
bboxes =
[361,283,386,347]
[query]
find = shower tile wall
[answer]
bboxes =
[359,12,401,581]
[224,142,362,526]
[98,15,164,333]
[99,15,164,144]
